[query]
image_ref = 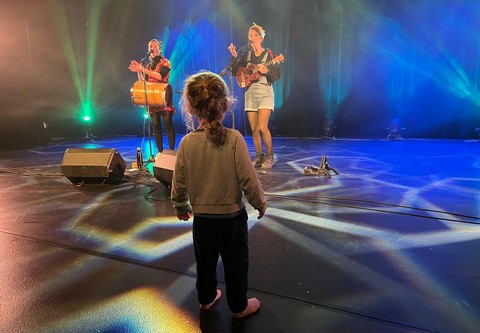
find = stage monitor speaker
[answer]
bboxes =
[153,150,177,187]
[61,148,126,184]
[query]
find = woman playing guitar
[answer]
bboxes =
[228,23,282,169]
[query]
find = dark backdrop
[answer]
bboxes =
[1,0,479,150]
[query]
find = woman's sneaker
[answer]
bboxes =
[252,153,265,167]
[261,153,275,169]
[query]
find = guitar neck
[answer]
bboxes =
[249,58,278,76]
[257,58,277,69]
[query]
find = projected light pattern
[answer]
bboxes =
[28,189,261,331]
[1,137,479,331]
[43,287,199,333]
[261,205,480,329]
[58,182,259,263]
[253,149,479,329]
[52,156,480,325]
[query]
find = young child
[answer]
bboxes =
[171,71,266,318]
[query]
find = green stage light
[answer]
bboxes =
[50,0,105,130]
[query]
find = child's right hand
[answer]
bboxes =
[257,205,266,219]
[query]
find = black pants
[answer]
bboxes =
[193,209,249,313]
[150,111,175,152]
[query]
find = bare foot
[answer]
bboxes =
[232,298,260,318]
[200,289,222,310]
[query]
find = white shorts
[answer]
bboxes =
[244,79,274,112]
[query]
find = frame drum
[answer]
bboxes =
[131,81,173,108]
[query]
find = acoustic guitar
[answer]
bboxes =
[236,54,284,88]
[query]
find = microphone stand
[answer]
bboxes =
[140,52,156,168]
[219,43,250,130]
[140,53,150,63]
[219,56,236,129]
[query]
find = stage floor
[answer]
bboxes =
[1,135,479,333]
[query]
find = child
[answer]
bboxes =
[171,71,266,318]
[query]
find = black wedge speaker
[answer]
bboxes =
[61,148,126,184]
[153,150,177,187]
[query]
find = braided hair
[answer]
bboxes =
[182,71,232,147]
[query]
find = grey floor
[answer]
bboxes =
[1,135,479,333]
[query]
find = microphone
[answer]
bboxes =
[140,50,153,63]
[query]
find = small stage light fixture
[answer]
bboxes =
[303,156,340,178]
